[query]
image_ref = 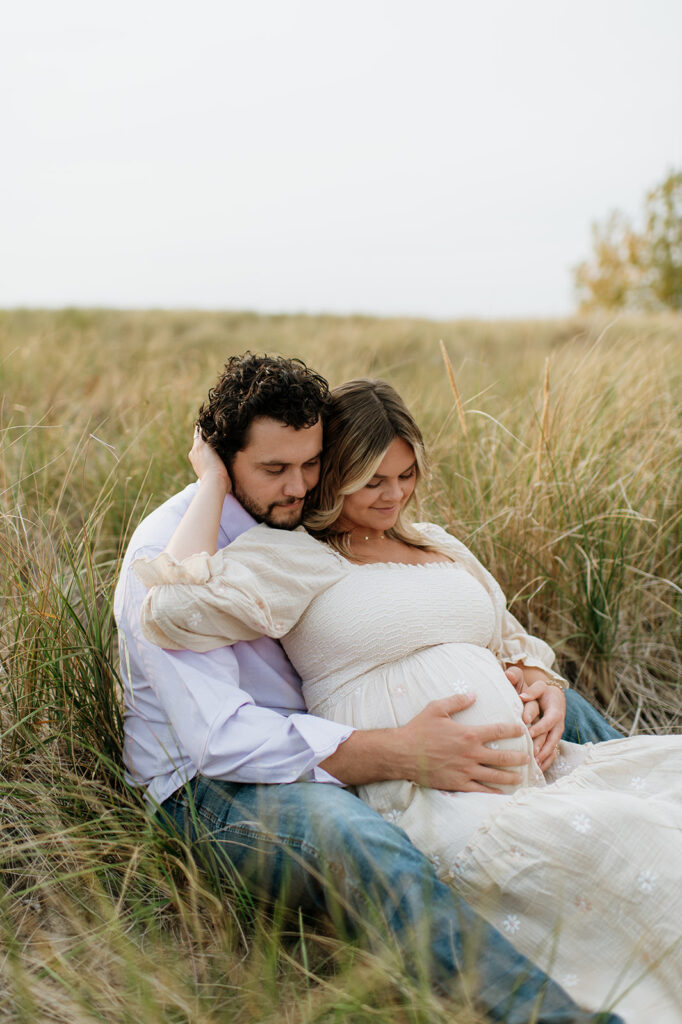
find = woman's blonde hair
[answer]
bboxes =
[304,379,433,558]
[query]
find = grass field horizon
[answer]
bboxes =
[1,308,680,1021]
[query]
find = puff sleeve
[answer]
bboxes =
[133,524,349,652]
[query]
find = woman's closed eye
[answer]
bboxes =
[366,468,416,489]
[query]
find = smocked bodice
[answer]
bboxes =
[284,561,496,713]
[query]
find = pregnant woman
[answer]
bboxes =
[134,379,682,1023]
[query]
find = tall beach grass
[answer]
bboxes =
[1,308,680,1021]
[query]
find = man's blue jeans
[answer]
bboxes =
[158,694,623,1023]
[563,689,623,744]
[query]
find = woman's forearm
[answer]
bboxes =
[165,473,229,561]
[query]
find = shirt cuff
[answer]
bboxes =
[289,712,354,786]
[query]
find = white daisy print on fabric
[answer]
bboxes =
[451,679,470,695]
[637,871,656,895]
[503,914,521,935]
[188,611,202,629]
[571,813,592,834]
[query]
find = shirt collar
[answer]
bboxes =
[219,492,257,545]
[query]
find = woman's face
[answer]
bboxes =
[337,437,417,535]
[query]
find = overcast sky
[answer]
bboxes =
[2,0,681,318]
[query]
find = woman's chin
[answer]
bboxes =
[372,509,400,527]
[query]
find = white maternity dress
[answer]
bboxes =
[135,522,682,1023]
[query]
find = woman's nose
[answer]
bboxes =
[381,478,403,501]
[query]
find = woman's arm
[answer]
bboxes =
[165,431,231,561]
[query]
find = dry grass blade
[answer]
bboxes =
[536,355,551,483]
[439,339,467,436]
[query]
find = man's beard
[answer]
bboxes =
[232,485,304,530]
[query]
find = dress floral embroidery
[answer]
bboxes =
[571,813,592,834]
[637,871,656,894]
[450,678,470,695]
[503,914,521,935]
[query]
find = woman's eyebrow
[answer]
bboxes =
[371,461,417,479]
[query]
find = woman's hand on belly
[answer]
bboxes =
[508,672,566,770]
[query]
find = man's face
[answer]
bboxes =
[230,416,323,529]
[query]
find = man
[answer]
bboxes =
[115,353,622,1023]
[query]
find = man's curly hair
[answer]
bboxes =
[196,353,331,467]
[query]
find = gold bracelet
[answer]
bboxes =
[545,677,568,690]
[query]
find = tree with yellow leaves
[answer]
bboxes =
[574,169,682,311]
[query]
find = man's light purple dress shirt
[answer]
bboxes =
[114,484,353,807]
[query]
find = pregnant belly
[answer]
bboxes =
[310,642,540,795]
[312,643,524,728]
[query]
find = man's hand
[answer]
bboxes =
[319,694,530,793]
[401,695,531,792]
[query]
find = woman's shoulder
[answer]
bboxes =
[411,521,491,568]
[412,520,467,549]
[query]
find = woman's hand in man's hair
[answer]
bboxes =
[190,427,232,492]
